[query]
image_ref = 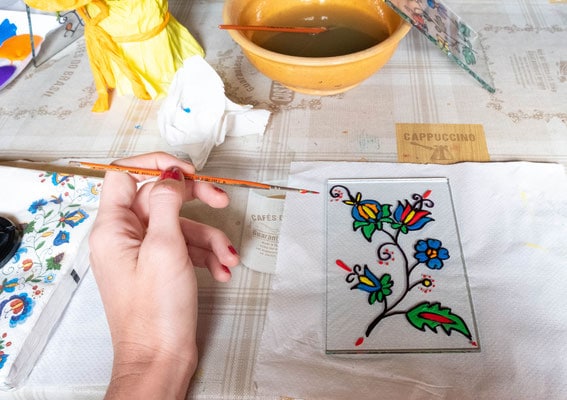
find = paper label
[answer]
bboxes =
[396,123,489,164]
[239,188,285,274]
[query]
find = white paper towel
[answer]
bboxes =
[254,161,567,400]
[158,56,271,170]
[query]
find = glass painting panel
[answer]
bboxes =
[385,0,495,93]
[325,178,479,354]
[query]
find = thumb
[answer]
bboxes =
[146,167,185,240]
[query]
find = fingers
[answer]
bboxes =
[95,152,191,221]
[113,152,197,181]
[180,218,240,282]
[134,167,189,276]
[97,170,140,214]
[134,177,230,214]
[97,152,238,280]
[114,152,230,206]
[186,246,233,282]
[114,152,230,217]
[191,184,230,209]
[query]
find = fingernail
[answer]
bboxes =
[222,265,231,275]
[160,167,183,181]
[213,186,226,194]
[228,245,238,256]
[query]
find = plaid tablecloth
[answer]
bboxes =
[0,0,565,398]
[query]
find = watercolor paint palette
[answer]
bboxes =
[384,0,495,93]
[325,178,480,354]
[0,9,82,90]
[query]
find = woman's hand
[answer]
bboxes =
[89,152,239,399]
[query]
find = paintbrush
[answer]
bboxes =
[219,24,328,34]
[68,161,319,194]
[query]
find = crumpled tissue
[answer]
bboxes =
[158,56,271,170]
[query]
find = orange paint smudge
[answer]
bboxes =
[0,34,43,61]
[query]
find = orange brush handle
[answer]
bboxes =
[69,161,319,193]
[71,161,271,189]
[69,161,320,194]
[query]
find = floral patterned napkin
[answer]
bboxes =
[0,165,101,389]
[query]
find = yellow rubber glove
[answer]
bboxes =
[25,0,204,112]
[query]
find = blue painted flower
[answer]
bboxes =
[414,239,450,269]
[50,173,70,186]
[28,199,48,214]
[11,247,27,263]
[345,193,383,223]
[0,278,19,294]
[59,209,89,227]
[53,230,70,246]
[44,273,56,283]
[50,194,64,204]
[0,293,34,327]
[344,192,392,241]
[351,266,393,305]
[80,182,101,202]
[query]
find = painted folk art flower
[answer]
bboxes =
[0,293,34,328]
[343,192,393,241]
[347,265,393,305]
[391,199,433,233]
[329,185,474,348]
[414,239,450,270]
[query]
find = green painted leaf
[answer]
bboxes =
[353,221,368,230]
[369,292,377,304]
[361,223,376,241]
[45,210,54,218]
[36,241,45,250]
[67,183,75,190]
[23,221,35,233]
[406,302,472,340]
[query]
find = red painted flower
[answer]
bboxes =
[392,200,433,233]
